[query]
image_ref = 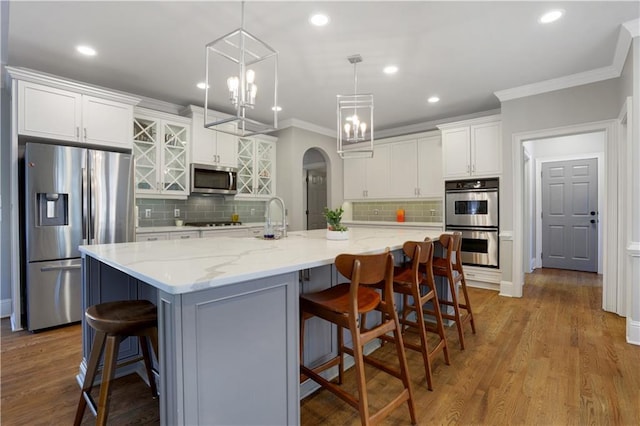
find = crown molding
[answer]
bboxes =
[278,118,334,138]
[5,66,140,105]
[495,22,636,102]
[137,96,183,115]
[623,18,639,38]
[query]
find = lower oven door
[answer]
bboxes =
[446,227,499,268]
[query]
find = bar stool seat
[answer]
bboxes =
[74,300,158,426]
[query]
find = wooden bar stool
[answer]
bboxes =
[299,251,417,426]
[429,232,476,350]
[378,239,450,390]
[73,300,158,426]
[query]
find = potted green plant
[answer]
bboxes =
[324,206,349,240]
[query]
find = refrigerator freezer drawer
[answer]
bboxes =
[26,259,82,331]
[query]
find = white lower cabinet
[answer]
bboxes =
[200,228,248,238]
[169,231,200,240]
[137,232,169,242]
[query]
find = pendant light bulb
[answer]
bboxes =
[246,69,255,84]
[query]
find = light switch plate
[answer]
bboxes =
[145,209,151,218]
[174,208,180,217]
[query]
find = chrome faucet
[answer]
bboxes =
[266,196,287,238]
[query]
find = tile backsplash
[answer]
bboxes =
[137,196,267,227]
[351,200,443,223]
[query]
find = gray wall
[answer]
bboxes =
[273,126,343,232]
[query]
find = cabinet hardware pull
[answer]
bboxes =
[148,237,158,241]
[181,235,190,239]
[84,128,87,140]
[76,127,80,138]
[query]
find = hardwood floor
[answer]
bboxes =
[2,268,638,425]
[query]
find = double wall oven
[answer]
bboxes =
[445,178,499,268]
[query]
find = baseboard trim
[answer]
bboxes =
[1,299,12,318]
[627,319,640,346]
[499,280,515,297]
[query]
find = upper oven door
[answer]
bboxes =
[445,189,498,227]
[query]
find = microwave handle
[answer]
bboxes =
[229,171,234,189]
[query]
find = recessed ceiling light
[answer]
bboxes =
[427,96,440,104]
[383,65,398,75]
[196,82,209,90]
[272,106,282,112]
[539,9,564,24]
[76,45,96,56]
[309,14,329,27]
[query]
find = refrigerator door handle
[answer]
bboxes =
[89,159,97,245]
[82,167,88,245]
[40,264,82,272]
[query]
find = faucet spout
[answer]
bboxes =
[266,196,287,238]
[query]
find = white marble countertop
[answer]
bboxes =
[80,227,441,295]
[135,223,265,233]
[344,220,443,228]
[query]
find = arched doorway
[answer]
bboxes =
[303,148,328,230]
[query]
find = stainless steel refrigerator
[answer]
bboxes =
[24,142,135,331]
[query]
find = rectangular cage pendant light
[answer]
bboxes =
[337,55,374,159]
[204,2,278,137]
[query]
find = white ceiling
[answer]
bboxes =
[6,1,639,134]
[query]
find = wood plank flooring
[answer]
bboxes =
[1,268,638,425]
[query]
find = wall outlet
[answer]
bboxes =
[174,208,180,218]
[145,209,151,218]
[251,208,255,216]
[430,209,436,216]
[373,209,379,215]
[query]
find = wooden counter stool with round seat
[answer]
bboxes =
[378,239,450,390]
[73,300,158,426]
[428,232,476,350]
[299,251,417,426]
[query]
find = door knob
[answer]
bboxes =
[590,219,596,224]
[590,211,596,216]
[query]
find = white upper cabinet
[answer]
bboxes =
[343,144,390,200]
[344,132,442,200]
[236,135,277,199]
[182,105,238,168]
[439,115,501,179]
[133,108,190,199]
[17,80,135,150]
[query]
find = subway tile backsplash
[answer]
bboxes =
[352,200,443,223]
[137,196,267,227]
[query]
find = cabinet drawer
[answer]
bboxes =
[136,233,169,242]
[169,231,200,240]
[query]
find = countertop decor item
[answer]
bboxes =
[324,206,349,240]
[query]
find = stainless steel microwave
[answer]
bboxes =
[190,164,237,195]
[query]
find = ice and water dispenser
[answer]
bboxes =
[36,193,69,227]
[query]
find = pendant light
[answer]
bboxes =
[204,1,278,136]
[337,54,374,158]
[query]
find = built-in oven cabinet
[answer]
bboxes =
[133,108,190,199]
[181,105,238,168]
[438,116,502,179]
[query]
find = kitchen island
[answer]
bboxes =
[79,227,441,425]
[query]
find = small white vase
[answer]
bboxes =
[326,229,349,240]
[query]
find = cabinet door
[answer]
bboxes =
[343,157,367,200]
[161,121,189,196]
[216,123,239,168]
[389,140,418,199]
[190,112,218,166]
[471,121,501,176]
[82,96,133,149]
[237,138,255,196]
[301,265,337,367]
[133,116,161,194]
[18,81,81,142]
[200,228,248,238]
[417,136,443,197]
[442,127,471,178]
[255,139,276,197]
[365,144,391,199]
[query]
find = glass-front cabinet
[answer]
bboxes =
[133,108,190,198]
[237,135,276,198]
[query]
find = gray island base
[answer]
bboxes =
[79,227,442,425]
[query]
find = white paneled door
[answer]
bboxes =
[541,158,598,272]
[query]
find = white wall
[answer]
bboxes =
[273,126,342,232]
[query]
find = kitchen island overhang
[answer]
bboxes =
[79,227,442,425]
